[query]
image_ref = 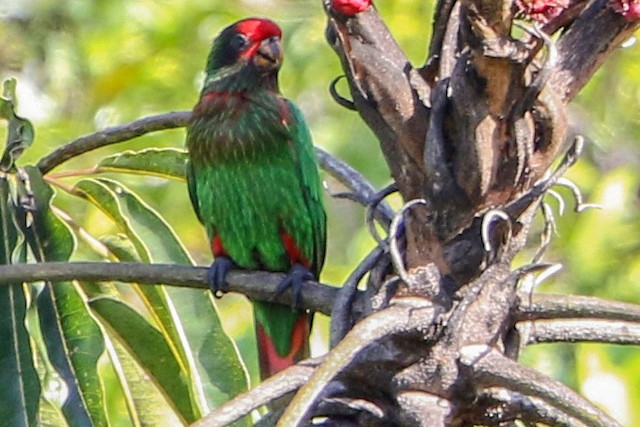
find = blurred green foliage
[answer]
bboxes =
[1,0,638,425]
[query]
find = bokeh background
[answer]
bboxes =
[1,0,638,425]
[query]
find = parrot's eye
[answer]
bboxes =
[230,34,249,52]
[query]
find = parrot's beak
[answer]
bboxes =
[255,36,283,69]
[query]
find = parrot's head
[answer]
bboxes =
[205,18,283,79]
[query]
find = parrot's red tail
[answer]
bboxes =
[254,304,311,380]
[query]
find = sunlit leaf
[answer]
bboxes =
[74,176,248,410]
[72,178,187,359]
[89,297,195,423]
[167,288,249,412]
[20,166,107,427]
[99,234,142,263]
[103,334,184,427]
[97,148,187,180]
[72,179,150,262]
[38,396,69,427]
[96,179,249,409]
[0,175,39,427]
[99,178,191,264]
[71,178,204,415]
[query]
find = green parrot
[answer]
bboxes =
[185,18,326,380]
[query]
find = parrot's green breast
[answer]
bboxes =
[186,90,325,276]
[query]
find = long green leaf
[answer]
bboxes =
[71,179,199,411]
[96,148,187,180]
[99,178,191,264]
[36,284,106,427]
[22,166,107,427]
[0,282,39,427]
[71,179,178,352]
[73,179,150,262]
[73,177,248,415]
[97,179,248,410]
[89,297,194,423]
[37,397,69,427]
[103,333,183,427]
[0,175,40,427]
[72,180,186,352]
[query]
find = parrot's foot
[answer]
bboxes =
[275,263,314,309]
[207,256,235,298]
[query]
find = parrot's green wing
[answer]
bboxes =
[185,160,203,224]
[286,100,326,278]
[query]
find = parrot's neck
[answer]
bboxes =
[201,63,279,96]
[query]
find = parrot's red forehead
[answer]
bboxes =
[234,18,282,42]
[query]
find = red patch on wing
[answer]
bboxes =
[234,18,281,43]
[256,315,309,379]
[280,230,311,270]
[211,235,228,257]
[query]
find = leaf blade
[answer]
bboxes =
[95,179,249,408]
[96,148,187,180]
[21,166,107,427]
[0,173,40,427]
[89,297,196,423]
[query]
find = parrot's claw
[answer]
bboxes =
[275,263,315,309]
[207,256,235,298]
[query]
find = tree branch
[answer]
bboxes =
[278,299,438,426]
[37,111,191,174]
[324,3,431,204]
[515,292,640,322]
[192,361,319,427]
[315,146,395,224]
[520,319,639,345]
[0,261,344,316]
[551,0,640,103]
[330,245,386,347]
[459,345,621,427]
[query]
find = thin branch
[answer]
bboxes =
[0,261,343,316]
[515,293,640,322]
[459,345,621,427]
[426,0,458,66]
[330,245,385,348]
[329,75,356,110]
[315,146,395,224]
[521,319,639,345]
[37,111,191,174]
[191,361,319,427]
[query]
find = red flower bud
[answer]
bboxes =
[515,0,569,23]
[609,0,640,21]
[331,0,372,16]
